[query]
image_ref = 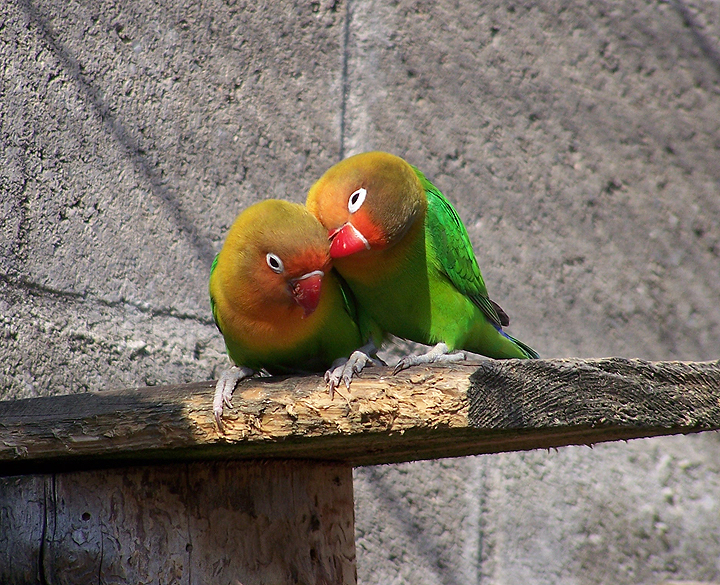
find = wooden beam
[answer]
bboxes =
[2,358,719,584]
[1,358,719,474]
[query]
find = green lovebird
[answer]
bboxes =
[209,200,380,427]
[305,151,538,372]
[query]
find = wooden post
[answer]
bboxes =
[1,358,719,583]
[1,461,355,585]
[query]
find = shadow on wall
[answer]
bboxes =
[18,0,217,269]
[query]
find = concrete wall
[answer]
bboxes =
[2,0,719,583]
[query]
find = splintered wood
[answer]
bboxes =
[2,359,720,584]
[1,358,719,473]
[193,367,470,440]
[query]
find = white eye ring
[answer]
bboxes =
[266,253,284,274]
[348,187,367,214]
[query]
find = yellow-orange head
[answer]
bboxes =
[306,151,426,259]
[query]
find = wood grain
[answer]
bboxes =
[1,358,719,474]
[0,461,356,585]
[2,358,719,583]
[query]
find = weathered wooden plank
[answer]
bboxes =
[0,475,46,584]
[0,358,718,473]
[0,461,356,585]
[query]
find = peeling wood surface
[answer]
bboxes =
[1,358,719,473]
[0,461,356,585]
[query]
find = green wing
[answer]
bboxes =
[334,268,384,346]
[414,167,507,329]
[209,254,224,334]
[334,268,359,323]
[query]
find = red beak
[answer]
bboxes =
[329,223,370,258]
[290,270,323,317]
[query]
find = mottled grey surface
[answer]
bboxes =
[1,0,343,396]
[2,0,719,583]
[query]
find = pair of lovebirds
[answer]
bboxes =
[209,151,538,428]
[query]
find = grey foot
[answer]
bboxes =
[393,342,465,374]
[213,365,254,431]
[325,342,383,398]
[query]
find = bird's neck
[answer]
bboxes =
[335,211,425,285]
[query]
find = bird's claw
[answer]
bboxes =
[213,365,254,432]
[393,355,420,374]
[392,343,465,374]
[325,347,383,399]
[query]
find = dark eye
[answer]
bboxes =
[348,187,367,213]
[266,253,284,274]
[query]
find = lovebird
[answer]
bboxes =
[209,199,380,427]
[305,151,538,372]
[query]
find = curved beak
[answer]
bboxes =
[328,223,370,258]
[290,270,324,317]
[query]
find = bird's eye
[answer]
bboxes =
[348,187,367,214]
[266,253,284,274]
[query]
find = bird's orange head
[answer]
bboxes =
[306,152,426,259]
[214,200,331,320]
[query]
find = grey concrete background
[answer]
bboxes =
[2,0,719,583]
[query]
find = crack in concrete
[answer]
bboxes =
[0,273,215,327]
[339,0,351,161]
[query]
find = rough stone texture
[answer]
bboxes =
[1,0,343,398]
[2,0,720,583]
[345,0,720,361]
[355,435,720,585]
[346,1,720,583]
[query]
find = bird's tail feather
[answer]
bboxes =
[499,330,540,359]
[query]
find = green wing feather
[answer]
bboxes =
[334,268,384,346]
[209,254,223,334]
[333,268,359,323]
[413,167,507,329]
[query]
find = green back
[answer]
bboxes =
[413,167,505,329]
[209,254,223,334]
